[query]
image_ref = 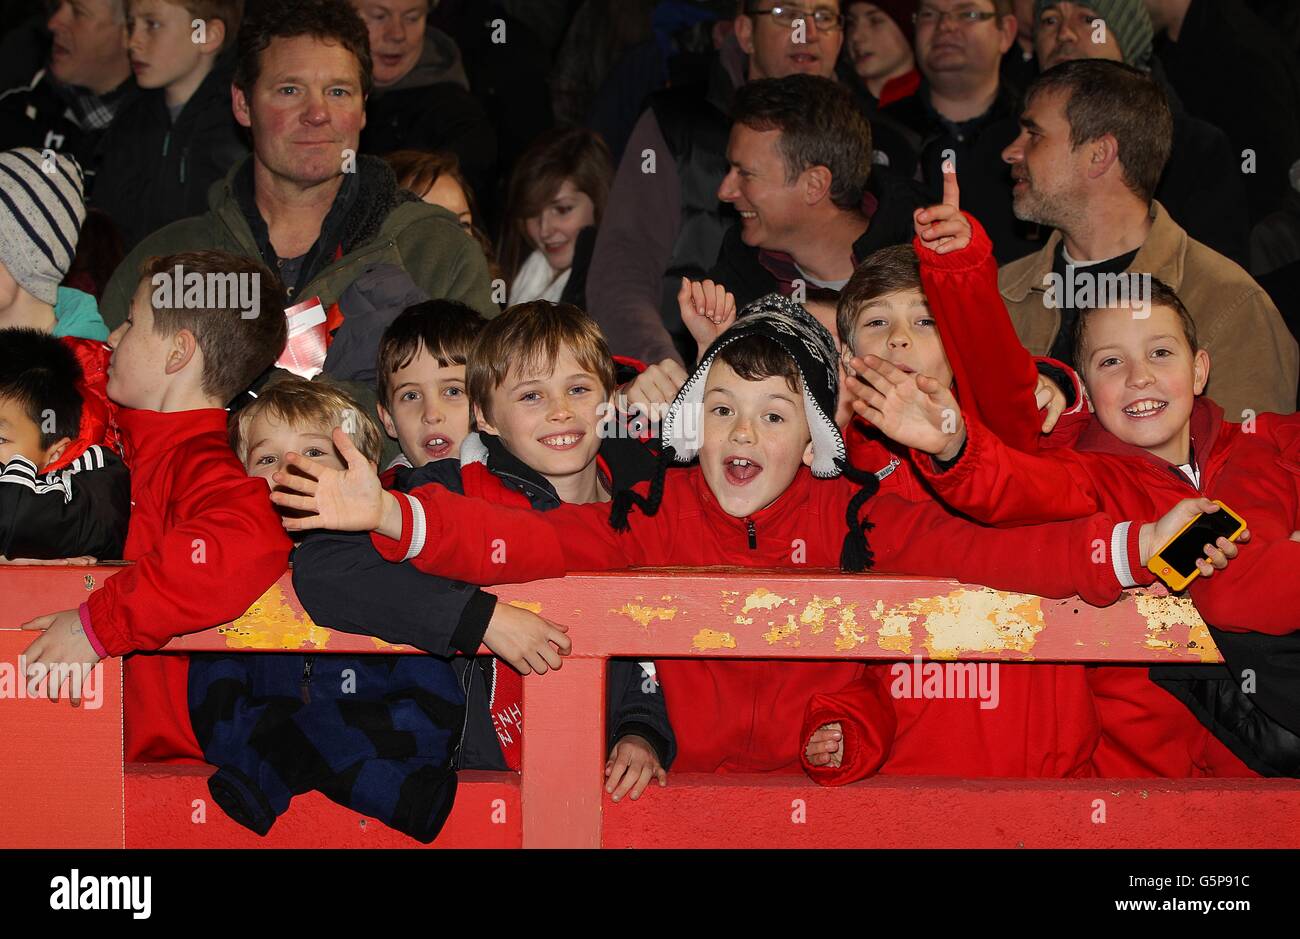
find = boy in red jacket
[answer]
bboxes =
[21,251,292,765]
[851,268,1269,775]
[269,295,1208,785]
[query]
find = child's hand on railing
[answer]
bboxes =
[678,276,736,363]
[1139,497,1252,577]
[606,734,667,802]
[913,161,970,255]
[19,608,101,707]
[846,354,966,462]
[272,427,400,537]
[805,721,843,768]
[483,602,572,675]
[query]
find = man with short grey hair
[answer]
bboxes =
[0,0,137,190]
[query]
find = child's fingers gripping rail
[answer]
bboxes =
[605,734,667,802]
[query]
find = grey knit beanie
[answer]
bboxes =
[1034,0,1154,69]
[0,148,86,305]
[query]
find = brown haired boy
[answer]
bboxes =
[21,250,292,765]
[95,0,246,248]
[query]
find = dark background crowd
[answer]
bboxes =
[2,0,1300,410]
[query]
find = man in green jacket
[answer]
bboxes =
[100,0,495,333]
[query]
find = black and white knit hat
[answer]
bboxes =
[0,148,86,305]
[661,292,847,477]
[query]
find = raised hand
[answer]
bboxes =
[269,427,396,535]
[677,276,737,362]
[846,354,966,461]
[913,161,971,255]
[1034,372,1069,434]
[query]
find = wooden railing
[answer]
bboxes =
[3,566,1299,849]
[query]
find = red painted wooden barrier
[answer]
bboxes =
[3,565,1296,848]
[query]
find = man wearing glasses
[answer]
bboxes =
[586,2,850,368]
[877,0,1041,263]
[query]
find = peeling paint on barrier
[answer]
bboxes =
[613,601,676,627]
[869,600,916,655]
[692,628,737,650]
[220,583,330,649]
[742,587,794,614]
[1134,593,1212,657]
[762,614,800,646]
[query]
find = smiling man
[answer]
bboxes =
[98,0,494,345]
[1031,0,1249,266]
[586,1,851,367]
[997,58,1297,419]
[708,74,921,312]
[0,0,137,188]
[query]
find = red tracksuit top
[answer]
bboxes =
[825,220,1101,782]
[914,395,1274,777]
[81,408,292,763]
[368,464,1133,780]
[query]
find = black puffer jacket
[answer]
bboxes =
[92,52,246,249]
[1151,626,1300,777]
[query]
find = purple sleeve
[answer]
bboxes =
[586,108,684,367]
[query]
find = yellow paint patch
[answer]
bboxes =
[508,600,543,614]
[742,587,794,614]
[799,596,841,635]
[220,583,332,650]
[763,614,800,646]
[692,628,737,650]
[612,602,677,627]
[832,602,869,652]
[916,589,1044,659]
[1135,593,1209,656]
[868,600,915,655]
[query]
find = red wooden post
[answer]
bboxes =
[0,631,123,848]
[521,657,606,848]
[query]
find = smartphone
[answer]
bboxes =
[1146,500,1248,591]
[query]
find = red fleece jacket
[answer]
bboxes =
[369,464,1134,783]
[832,219,1101,780]
[913,398,1299,776]
[81,408,292,763]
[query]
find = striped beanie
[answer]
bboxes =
[0,148,86,305]
[1035,0,1154,69]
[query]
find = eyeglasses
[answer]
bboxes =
[913,8,999,28]
[746,4,846,31]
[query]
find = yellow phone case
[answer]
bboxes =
[1146,500,1247,592]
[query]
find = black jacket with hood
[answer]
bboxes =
[291,427,677,772]
[92,51,246,249]
[360,28,497,198]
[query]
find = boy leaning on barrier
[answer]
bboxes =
[20,251,292,771]
[291,299,677,802]
[847,217,1297,775]
[178,375,464,842]
[266,292,1217,786]
[679,170,1103,779]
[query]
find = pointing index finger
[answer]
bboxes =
[941,160,960,210]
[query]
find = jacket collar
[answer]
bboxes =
[1001,200,1186,302]
[1073,396,1226,478]
[114,407,229,466]
[691,460,815,535]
